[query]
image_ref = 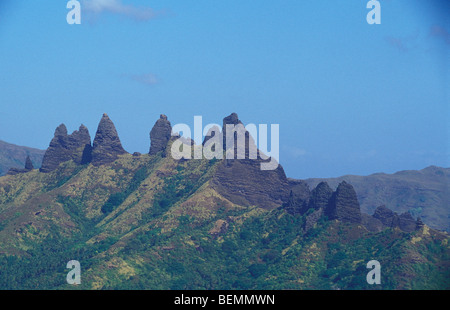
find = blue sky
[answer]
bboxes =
[0,0,448,178]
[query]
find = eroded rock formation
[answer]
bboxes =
[40,124,92,172]
[149,114,172,157]
[91,114,127,166]
[211,113,290,209]
[7,155,34,176]
[326,181,362,224]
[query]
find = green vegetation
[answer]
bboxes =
[101,166,148,214]
[0,153,448,290]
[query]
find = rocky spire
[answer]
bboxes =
[326,181,362,224]
[40,124,93,173]
[69,124,92,165]
[149,114,172,157]
[308,181,333,211]
[221,113,260,160]
[91,113,127,166]
[211,113,290,209]
[222,112,243,152]
[370,206,419,232]
[24,156,34,171]
[6,155,34,175]
[284,179,311,215]
[40,124,71,173]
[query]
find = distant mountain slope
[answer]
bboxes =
[304,166,450,231]
[1,113,449,290]
[0,140,45,176]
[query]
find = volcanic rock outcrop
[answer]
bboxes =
[40,124,92,173]
[308,181,333,211]
[7,156,34,176]
[285,181,363,228]
[284,179,311,215]
[371,205,418,232]
[222,112,243,151]
[212,158,290,209]
[91,114,127,166]
[373,205,400,227]
[398,212,417,233]
[149,114,172,157]
[211,113,290,209]
[283,180,419,233]
[24,156,34,170]
[326,181,362,224]
[361,213,383,232]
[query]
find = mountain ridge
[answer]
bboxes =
[304,166,450,231]
[0,113,448,290]
[0,140,45,177]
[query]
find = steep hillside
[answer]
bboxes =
[0,113,448,290]
[305,166,450,232]
[0,140,44,176]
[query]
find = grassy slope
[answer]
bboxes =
[0,147,448,290]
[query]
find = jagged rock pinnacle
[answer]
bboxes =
[6,155,35,175]
[326,181,362,224]
[210,113,290,209]
[308,181,333,211]
[222,112,242,151]
[91,113,127,166]
[24,156,34,170]
[41,124,92,172]
[149,114,172,156]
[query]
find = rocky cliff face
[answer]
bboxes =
[373,205,399,227]
[326,181,362,224]
[288,181,362,226]
[284,179,311,215]
[211,113,290,209]
[149,114,172,157]
[361,213,383,232]
[398,212,417,232]
[40,114,126,171]
[91,114,127,166]
[305,166,450,231]
[222,112,243,151]
[8,112,435,235]
[40,124,92,173]
[371,205,418,232]
[212,158,291,209]
[283,180,421,233]
[308,181,333,211]
[70,124,92,165]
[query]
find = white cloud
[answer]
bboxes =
[82,0,161,21]
[127,73,159,86]
[284,146,307,159]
